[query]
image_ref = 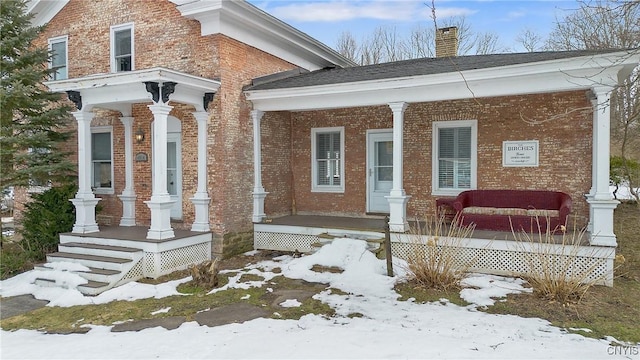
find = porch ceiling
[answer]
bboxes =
[44,67,221,113]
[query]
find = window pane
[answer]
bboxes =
[315,131,341,187]
[438,126,472,189]
[92,132,111,161]
[115,29,131,56]
[51,41,66,66]
[93,161,112,188]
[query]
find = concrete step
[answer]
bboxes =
[58,242,142,260]
[77,280,110,296]
[47,252,133,272]
[35,263,122,284]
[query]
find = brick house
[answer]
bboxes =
[23,0,638,293]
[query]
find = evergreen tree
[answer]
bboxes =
[0,0,74,189]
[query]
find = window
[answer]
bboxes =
[91,127,113,193]
[311,127,345,192]
[110,23,134,72]
[48,36,67,80]
[432,120,477,196]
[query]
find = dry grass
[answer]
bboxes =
[404,214,476,291]
[510,218,604,304]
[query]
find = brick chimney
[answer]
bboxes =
[435,27,458,57]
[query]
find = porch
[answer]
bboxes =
[254,215,614,286]
[36,226,211,295]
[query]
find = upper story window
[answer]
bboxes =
[110,23,134,72]
[91,127,114,194]
[48,36,67,80]
[432,120,477,196]
[311,127,345,193]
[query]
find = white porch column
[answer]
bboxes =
[251,110,268,223]
[145,103,175,239]
[118,116,137,226]
[190,111,211,232]
[70,110,100,234]
[385,102,411,232]
[586,86,618,247]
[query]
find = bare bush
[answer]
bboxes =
[404,214,476,290]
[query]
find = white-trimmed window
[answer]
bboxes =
[91,127,114,193]
[110,23,134,72]
[432,120,477,196]
[311,127,345,192]
[48,36,68,80]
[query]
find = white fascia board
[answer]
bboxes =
[27,0,70,27]
[45,67,220,110]
[174,0,355,70]
[246,51,638,111]
[45,67,220,92]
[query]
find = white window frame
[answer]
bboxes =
[48,35,68,80]
[110,23,134,73]
[91,126,114,194]
[431,120,477,197]
[311,126,345,193]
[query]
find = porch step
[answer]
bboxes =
[47,252,133,272]
[58,242,142,260]
[312,233,385,255]
[35,263,122,284]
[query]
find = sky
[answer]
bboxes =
[249,1,582,53]
[1,238,633,359]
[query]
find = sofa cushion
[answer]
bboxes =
[461,206,559,218]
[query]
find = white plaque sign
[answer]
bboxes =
[502,140,539,167]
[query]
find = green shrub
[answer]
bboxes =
[0,241,31,279]
[20,184,77,261]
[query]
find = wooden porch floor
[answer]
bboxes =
[61,226,210,243]
[266,215,590,245]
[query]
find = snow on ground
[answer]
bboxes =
[0,238,629,359]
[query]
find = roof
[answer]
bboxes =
[246,50,623,91]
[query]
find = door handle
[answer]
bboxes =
[170,182,174,185]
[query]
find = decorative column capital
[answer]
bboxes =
[119,116,134,126]
[251,109,264,124]
[147,102,173,115]
[388,102,408,114]
[192,111,209,123]
[71,110,95,123]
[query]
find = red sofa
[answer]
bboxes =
[452,189,572,233]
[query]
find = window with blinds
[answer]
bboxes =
[438,127,471,189]
[312,127,345,192]
[432,120,477,195]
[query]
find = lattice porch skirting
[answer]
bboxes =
[254,227,615,286]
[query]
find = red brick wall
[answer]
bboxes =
[263,91,593,227]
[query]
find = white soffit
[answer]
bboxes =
[26,0,70,26]
[246,51,640,112]
[171,0,355,71]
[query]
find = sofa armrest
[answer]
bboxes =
[558,194,572,223]
[452,191,471,212]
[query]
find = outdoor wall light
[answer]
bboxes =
[135,128,145,143]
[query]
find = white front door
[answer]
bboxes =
[167,133,182,220]
[367,131,393,213]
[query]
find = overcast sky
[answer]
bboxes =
[249,1,580,52]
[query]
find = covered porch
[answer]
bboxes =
[38,68,220,294]
[45,67,220,239]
